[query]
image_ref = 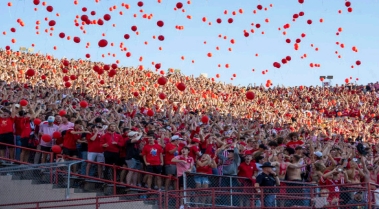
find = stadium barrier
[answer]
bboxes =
[0,192,163,209]
[0,142,179,195]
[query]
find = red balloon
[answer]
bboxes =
[176,2,183,9]
[133,92,139,97]
[20,100,28,107]
[26,69,35,77]
[298,0,304,4]
[296,39,301,43]
[53,131,61,139]
[293,14,299,19]
[246,91,255,100]
[137,1,144,7]
[228,18,233,24]
[157,77,167,85]
[98,19,104,25]
[93,65,100,72]
[345,78,350,84]
[281,59,287,64]
[177,83,186,91]
[299,11,304,16]
[108,69,117,77]
[157,20,164,27]
[62,68,68,74]
[5,46,10,50]
[345,1,351,7]
[64,82,71,88]
[82,7,87,12]
[85,53,90,58]
[216,18,222,24]
[73,37,81,43]
[41,134,52,143]
[356,60,361,65]
[201,115,209,124]
[33,0,40,5]
[159,93,166,100]
[126,52,131,57]
[104,65,110,71]
[41,75,46,80]
[70,75,76,80]
[256,24,261,28]
[59,110,67,116]
[147,110,154,117]
[98,39,108,47]
[307,19,312,24]
[10,28,16,33]
[90,11,96,16]
[100,80,105,85]
[131,26,137,31]
[52,145,62,154]
[286,39,291,43]
[124,34,130,39]
[158,35,165,41]
[104,14,111,21]
[46,5,53,12]
[63,76,69,82]
[63,60,70,66]
[155,63,161,69]
[244,32,249,37]
[257,5,263,10]
[111,63,118,69]
[286,56,292,61]
[81,15,89,22]
[34,118,41,125]
[79,101,88,108]
[59,32,65,38]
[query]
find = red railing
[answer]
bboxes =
[0,191,162,209]
[0,183,373,209]
[0,142,179,195]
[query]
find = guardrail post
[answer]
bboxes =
[183,172,187,205]
[66,163,72,199]
[229,176,233,207]
[113,165,117,195]
[212,188,215,207]
[95,197,99,209]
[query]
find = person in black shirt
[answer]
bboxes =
[124,130,143,186]
[254,162,280,207]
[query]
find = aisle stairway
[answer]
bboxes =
[0,163,160,209]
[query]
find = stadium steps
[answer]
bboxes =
[0,162,161,209]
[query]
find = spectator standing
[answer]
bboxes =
[37,116,59,164]
[255,162,280,207]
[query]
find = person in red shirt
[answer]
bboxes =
[164,135,180,190]
[0,104,16,160]
[100,123,123,180]
[63,120,88,157]
[17,105,41,162]
[86,124,105,178]
[142,134,163,190]
[286,132,304,149]
[238,154,257,207]
[189,138,202,161]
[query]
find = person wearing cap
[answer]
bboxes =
[163,135,180,191]
[125,130,143,186]
[37,115,59,164]
[254,162,280,207]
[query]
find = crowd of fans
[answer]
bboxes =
[1,49,379,207]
